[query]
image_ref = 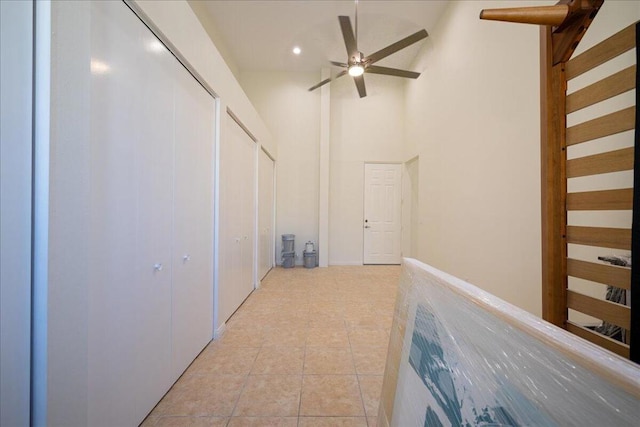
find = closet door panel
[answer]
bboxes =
[240,133,256,296]
[218,120,236,324]
[133,24,175,419]
[65,1,214,425]
[219,116,256,324]
[88,2,140,424]
[172,66,215,380]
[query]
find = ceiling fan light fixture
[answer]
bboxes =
[307,5,428,97]
[348,64,364,77]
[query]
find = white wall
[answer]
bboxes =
[330,75,406,265]
[240,71,407,266]
[403,0,544,315]
[403,0,640,316]
[241,71,320,264]
[0,1,33,425]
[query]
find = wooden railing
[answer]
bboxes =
[563,22,636,358]
[481,1,637,361]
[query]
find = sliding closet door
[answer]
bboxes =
[84,2,214,425]
[219,120,240,325]
[88,2,174,424]
[240,130,256,296]
[88,3,149,424]
[259,150,275,280]
[219,116,256,324]
[172,66,215,381]
[133,28,175,417]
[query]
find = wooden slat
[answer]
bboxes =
[566,66,636,114]
[566,188,633,210]
[566,147,634,178]
[566,23,636,80]
[566,107,635,146]
[568,290,631,329]
[567,258,631,290]
[567,226,631,250]
[567,321,630,358]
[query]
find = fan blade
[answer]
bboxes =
[330,61,348,68]
[308,78,332,92]
[308,70,348,91]
[338,16,358,57]
[354,75,367,98]
[365,29,428,65]
[365,65,420,79]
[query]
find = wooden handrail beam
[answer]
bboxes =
[480,0,604,64]
[479,6,570,26]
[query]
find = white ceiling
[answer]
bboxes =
[194,0,450,75]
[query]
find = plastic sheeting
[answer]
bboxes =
[379,258,640,426]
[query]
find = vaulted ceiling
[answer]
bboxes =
[189,0,450,77]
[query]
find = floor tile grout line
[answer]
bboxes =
[348,318,370,421]
[298,310,310,424]
[225,327,264,422]
[150,267,400,426]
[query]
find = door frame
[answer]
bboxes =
[1,1,34,425]
[402,156,420,259]
[258,146,276,281]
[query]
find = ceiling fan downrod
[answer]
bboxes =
[355,0,358,49]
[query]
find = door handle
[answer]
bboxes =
[364,225,371,229]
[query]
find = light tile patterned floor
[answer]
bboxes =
[142,265,400,427]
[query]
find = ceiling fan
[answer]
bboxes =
[308,0,428,98]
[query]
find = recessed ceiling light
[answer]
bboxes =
[292,46,301,55]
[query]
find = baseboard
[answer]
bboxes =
[213,322,226,340]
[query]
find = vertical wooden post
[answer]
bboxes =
[540,25,568,327]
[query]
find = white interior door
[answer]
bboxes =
[133,27,175,418]
[219,116,256,324]
[88,2,175,424]
[239,124,256,300]
[363,163,402,264]
[258,149,275,280]
[84,2,215,424]
[171,63,215,381]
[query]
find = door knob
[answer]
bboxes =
[153,263,163,272]
[183,254,191,262]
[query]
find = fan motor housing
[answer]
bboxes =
[350,51,365,66]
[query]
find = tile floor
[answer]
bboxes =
[142,265,401,427]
